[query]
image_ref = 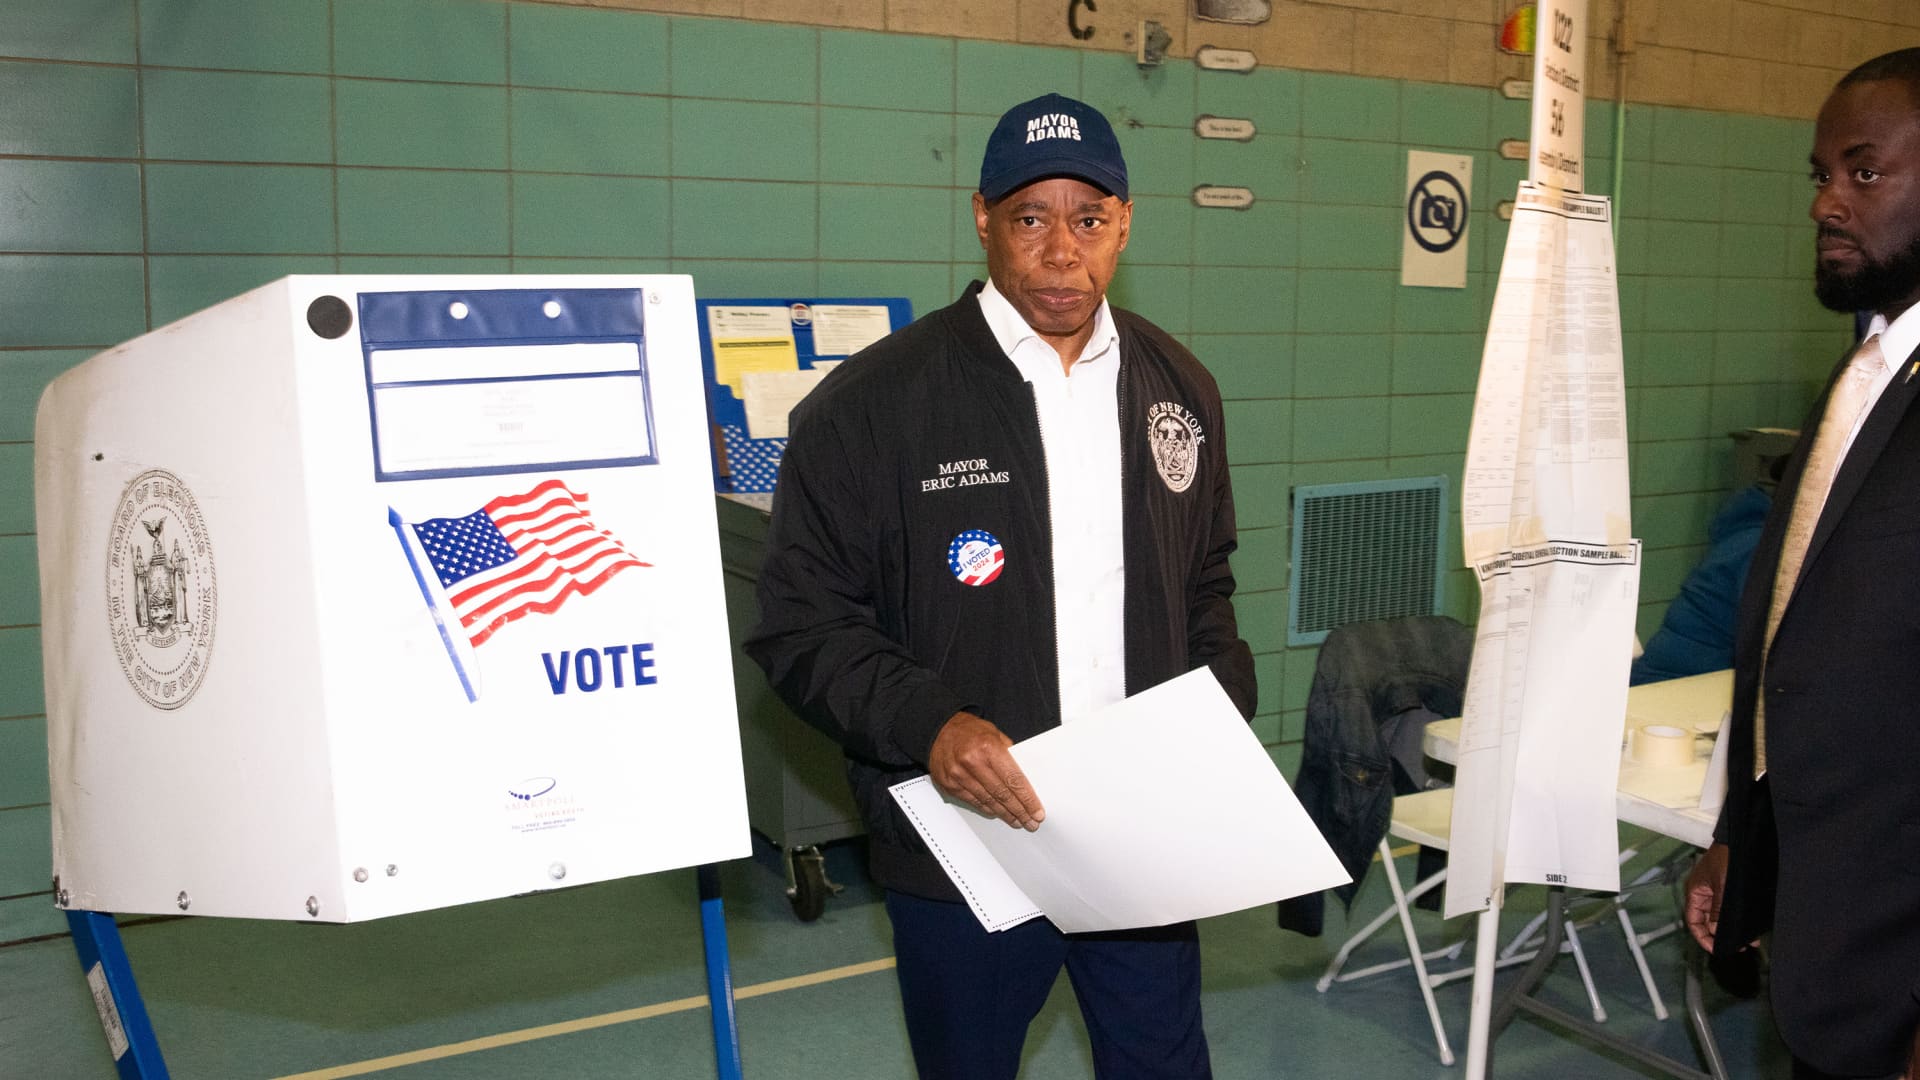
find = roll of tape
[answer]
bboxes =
[1631,723,1694,768]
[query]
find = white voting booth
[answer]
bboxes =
[36,275,750,927]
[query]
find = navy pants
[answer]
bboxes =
[885,890,1211,1079]
[1793,1058,1901,1080]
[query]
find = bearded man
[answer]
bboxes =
[1685,48,1920,1080]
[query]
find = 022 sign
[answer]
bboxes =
[1529,0,1585,192]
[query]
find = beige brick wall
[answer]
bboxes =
[545,0,1920,118]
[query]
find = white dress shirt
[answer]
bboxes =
[977,280,1126,723]
[1841,305,1920,460]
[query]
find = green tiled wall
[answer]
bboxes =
[0,0,1849,943]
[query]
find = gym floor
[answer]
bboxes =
[4,831,1793,1078]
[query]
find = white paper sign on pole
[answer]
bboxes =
[1529,0,1587,192]
[37,275,751,923]
[1403,150,1474,289]
[1445,184,1636,920]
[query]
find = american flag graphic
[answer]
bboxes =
[947,529,1005,587]
[408,479,650,648]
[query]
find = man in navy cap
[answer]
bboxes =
[748,92,1255,1078]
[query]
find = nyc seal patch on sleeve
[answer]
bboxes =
[1146,401,1204,493]
[947,529,1005,587]
[106,469,217,710]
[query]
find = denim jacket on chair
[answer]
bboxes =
[1277,615,1472,936]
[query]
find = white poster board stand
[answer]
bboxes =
[1449,183,1636,922]
[1445,2,1644,1074]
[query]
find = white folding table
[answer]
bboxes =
[1425,669,1733,1079]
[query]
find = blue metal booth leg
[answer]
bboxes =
[66,881,737,1080]
[697,863,745,1080]
[66,909,170,1079]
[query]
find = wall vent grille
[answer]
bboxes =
[1288,477,1448,646]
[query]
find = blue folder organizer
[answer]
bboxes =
[696,297,912,494]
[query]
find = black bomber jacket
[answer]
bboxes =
[745,282,1257,900]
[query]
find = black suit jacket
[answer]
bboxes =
[1717,335,1920,1075]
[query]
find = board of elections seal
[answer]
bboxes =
[1146,401,1204,493]
[947,529,1005,587]
[106,469,217,710]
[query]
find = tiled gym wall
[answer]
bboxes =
[0,0,1847,941]
[481,0,1920,123]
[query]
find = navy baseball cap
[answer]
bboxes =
[978,93,1129,203]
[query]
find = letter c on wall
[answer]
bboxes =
[1067,0,1096,40]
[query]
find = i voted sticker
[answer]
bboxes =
[947,529,1005,586]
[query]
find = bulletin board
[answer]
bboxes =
[696,297,912,494]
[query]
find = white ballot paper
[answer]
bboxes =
[741,367,830,439]
[889,669,1349,933]
[1698,711,1732,813]
[1446,182,1640,919]
[811,304,895,357]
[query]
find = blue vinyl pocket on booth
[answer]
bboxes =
[359,288,657,483]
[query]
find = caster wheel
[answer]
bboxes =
[785,846,841,921]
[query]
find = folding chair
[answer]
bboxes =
[1316,788,1644,1065]
[1315,788,1464,1064]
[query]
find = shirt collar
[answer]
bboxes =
[977,278,1118,372]
[1871,304,1920,377]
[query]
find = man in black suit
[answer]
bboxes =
[1685,48,1920,1080]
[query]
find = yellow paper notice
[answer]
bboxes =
[713,337,800,398]
[707,305,799,397]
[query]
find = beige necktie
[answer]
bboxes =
[1755,334,1886,776]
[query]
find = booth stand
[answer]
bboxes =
[37,276,753,1076]
[65,910,167,1078]
[1481,888,1726,1080]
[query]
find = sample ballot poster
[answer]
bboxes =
[37,276,750,922]
[1445,185,1639,918]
